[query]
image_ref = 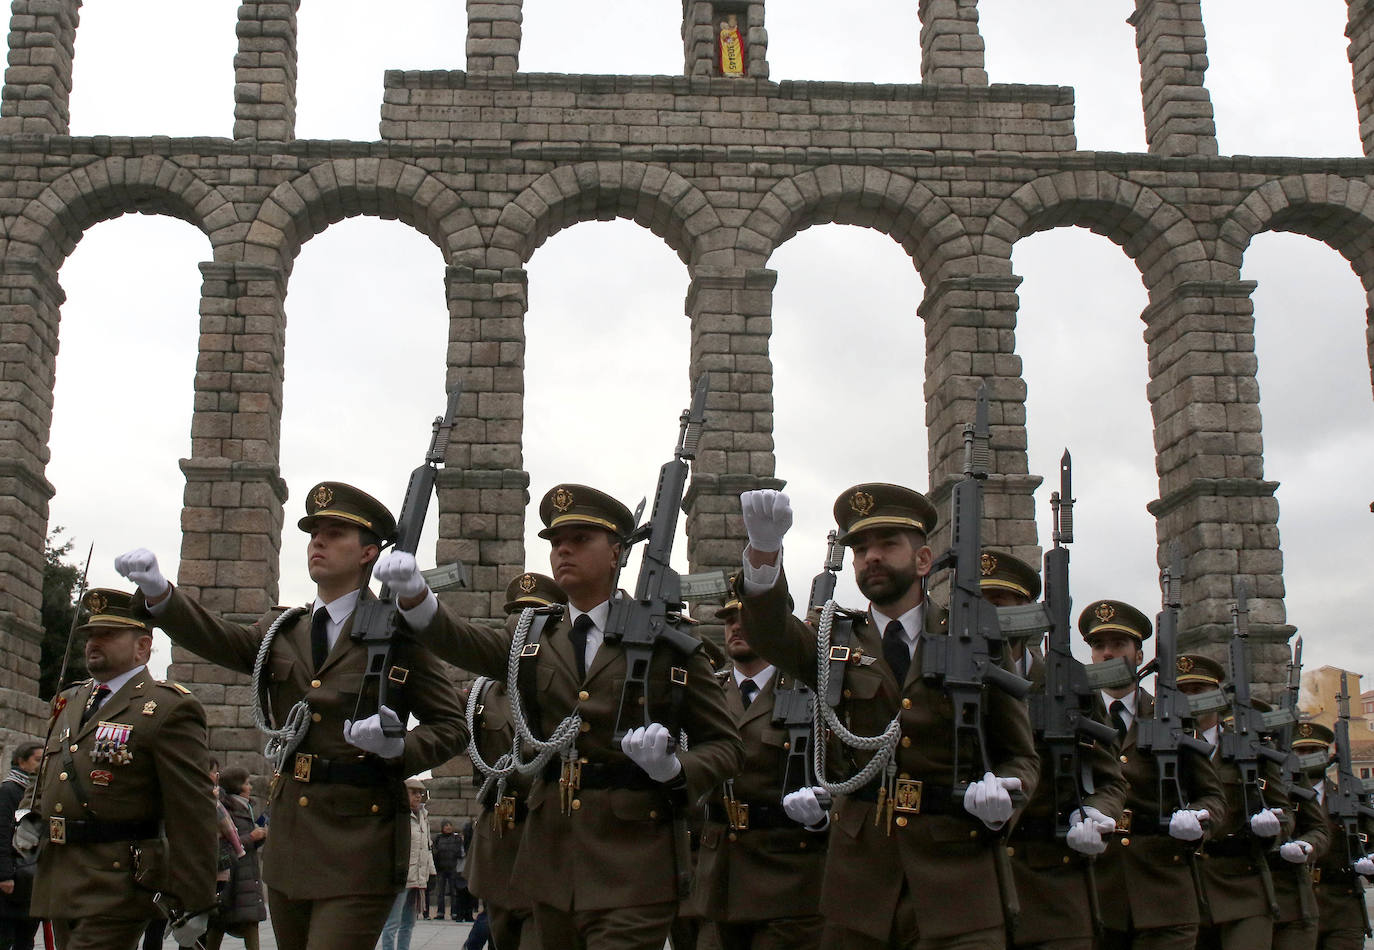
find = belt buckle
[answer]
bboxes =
[49,816,66,844]
[1116,808,1132,833]
[293,753,314,783]
[893,778,922,814]
[828,646,851,663]
[729,801,750,831]
[1312,867,1322,884]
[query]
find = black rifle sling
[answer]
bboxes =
[825,614,855,709]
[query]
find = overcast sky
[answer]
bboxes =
[43,1,1371,685]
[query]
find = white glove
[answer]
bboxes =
[962,771,1021,830]
[739,490,792,554]
[1168,808,1209,841]
[1279,840,1314,864]
[782,787,829,830]
[171,911,209,947]
[1356,855,1374,877]
[374,550,429,600]
[620,723,683,783]
[343,705,405,759]
[114,548,170,599]
[1249,806,1283,837]
[1066,806,1117,856]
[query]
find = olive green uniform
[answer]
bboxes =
[136,586,467,950]
[740,572,1040,949]
[693,670,826,950]
[1313,783,1374,950]
[30,668,218,950]
[1269,782,1329,950]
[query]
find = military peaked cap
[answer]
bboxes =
[979,549,1041,601]
[1078,599,1152,643]
[297,481,397,543]
[1176,653,1226,689]
[503,571,568,615]
[1292,720,1334,752]
[833,482,938,545]
[77,588,150,634]
[537,484,635,540]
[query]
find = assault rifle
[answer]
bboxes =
[1273,639,1318,802]
[350,386,464,737]
[605,374,709,741]
[1218,579,1285,916]
[1029,452,1130,831]
[1134,543,1213,918]
[924,382,1032,795]
[1332,672,1374,937]
[1135,543,1216,807]
[773,676,820,797]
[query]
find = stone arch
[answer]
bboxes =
[7,155,232,270]
[1216,174,1374,292]
[244,159,482,273]
[489,162,723,268]
[984,170,1211,295]
[740,166,975,275]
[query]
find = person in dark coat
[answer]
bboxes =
[1,741,42,950]
[205,766,267,950]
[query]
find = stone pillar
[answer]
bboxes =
[467,0,522,74]
[683,267,784,596]
[0,0,81,134]
[1141,280,1292,693]
[437,264,527,625]
[1128,0,1219,157]
[682,1,768,79]
[1347,0,1374,157]
[918,0,988,86]
[0,258,62,743]
[169,262,291,772]
[918,274,1041,563]
[233,0,299,141]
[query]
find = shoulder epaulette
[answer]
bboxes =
[156,681,193,695]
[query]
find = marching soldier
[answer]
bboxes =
[114,481,468,950]
[30,588,218,949]
[1082,601,1227,950]
[735,486,1040,949]
[375,483,743,950]
[980,551,1128,950]
[1301,722,1374,950]
[1269,721,1330,950]
[693,588,826,950]
[1174,653,1287,950]
[466,571,568,950]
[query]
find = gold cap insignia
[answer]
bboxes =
[85,590,107,614]
[849,491,875,517]
[552,487,574,512]
[1177,655,1194,674]
[1094,603,1116,623]
[1298,722,1313,738]
[980,553,997,576]
[519,573,536,594]
[312,484,334,508]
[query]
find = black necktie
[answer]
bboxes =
[570,614,594,681]
[740,678,758,708]
[311,608,330,672]
[1110,700,1128,742]
[882,620,911,686]
[81,684,110,726]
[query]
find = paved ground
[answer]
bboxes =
[237,914,480,950]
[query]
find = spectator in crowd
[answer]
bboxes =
[1,741,42,950]
[431,821,466,922]
[379,778,434,950]
[206,766,268,950]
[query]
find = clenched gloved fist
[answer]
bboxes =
[1249,806,1283,837]
[1356,855,1374,877]
[344,705,405,759]
[782,787,830,831]
[1279,840,1314,864]
[1066,806,1117,856]
[170,911,209,947]
[114,548,170,599]
[374,550,429,600]
[620,723,683,783]
[963,771,1021,830]
[740,490,792,554]
[1168,808,1209,841]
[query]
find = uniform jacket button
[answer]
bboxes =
[901,699,912,709]
[299,796,309,807]
[895,817,908,828]
[310,679,322,689]
[311,713,322,723]
[578,690,589,702]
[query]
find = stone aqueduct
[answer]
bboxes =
[2,0,1374,786]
